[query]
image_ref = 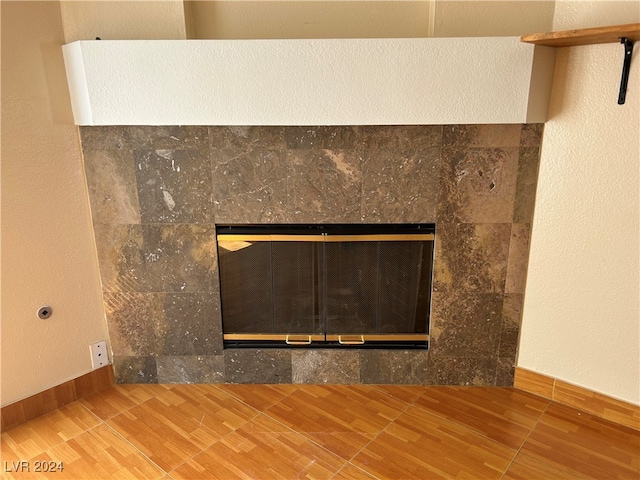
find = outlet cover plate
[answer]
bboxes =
[90,341,109,369]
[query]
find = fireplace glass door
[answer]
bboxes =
[216,224,435,349]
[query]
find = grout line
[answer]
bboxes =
[166,384,299,476]
[101,420,169,477]
[331,462,382,480]
[406,386,553,476]
[162,384,264,474]
[343,385,419,468]
[498,399,552,480]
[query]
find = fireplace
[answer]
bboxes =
[217,224,435,348]
[80,124,541,385]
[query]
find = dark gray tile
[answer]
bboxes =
[362,147,440,223]
[520,123,544,148]
[113,356,158,384]
[284,126,362,149]
[211,149,287,223]
[139,224,218,293]
[505,224,531,294]
[94,224,217,293]
[429,291,503,357]
[433,222,511,293]
[287,149,362,223]
[291,350,359,384]
[209,126,286,150]
[161,293,223,356]
[443,124,522,148]
[495,357,516,386]
[224,349,292,383]
[438,147,519,224]
[83,123,546,388]
[513,147,541,223]
[80,126,129,150]
[135,149,213,224]
[499,294,523,358]
[360,125,442,154]
[127,126,208,150]
[80,126,208,151]
[103,292,165,356]
[156,356,225,383]
[359,350,428,384]
[83,149,141,225]
[93,224,146,293]
[426,356,497,386]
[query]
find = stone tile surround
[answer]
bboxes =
[80,124,542,386]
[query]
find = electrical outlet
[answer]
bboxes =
[90,341,109,369]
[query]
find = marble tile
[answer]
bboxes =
[520,123,544,148]
[99,224,217,293]
[360,125,442,154]
[426,356,497,386]
[224,349,292,383]
[438,147,519,223]
[499,293,523,358]
[443,124,522,148]
[433,222,511,293]
[80,126,208,151]
[83,149,141,224]
[113,356,158,384]
[429,291,503,357]
[287,149,362,223]
[495,357,516,386]
[359,350,428,384]
[103,292,165,356]
[361,147,440,223]
[127,126,208,150]
[82,124,546,387]
[135,149,213,224]
[285,126,362,149]
[292,350,359,384]
[211,148,287,223]
[506,223,532,294]
[156,356,225,383]
[80,126,129,150]
[93,224,145,293]
[161,293,222,356]
[209,126,286,150]
[213,192,287,224]
[513,147,541,223]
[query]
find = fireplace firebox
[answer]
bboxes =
[216,224,435,349]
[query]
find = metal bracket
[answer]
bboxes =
[618,37,634,105]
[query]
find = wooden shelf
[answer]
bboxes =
[521,23,640,47]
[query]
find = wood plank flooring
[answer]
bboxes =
[1,384,638,479]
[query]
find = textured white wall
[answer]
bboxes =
[63,38,554,125]
[518,0,640,404]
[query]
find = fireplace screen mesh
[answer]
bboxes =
[217,224,434,348]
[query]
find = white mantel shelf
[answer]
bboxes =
[62,38,556,126]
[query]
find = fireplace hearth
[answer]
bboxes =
[217,224,435,348]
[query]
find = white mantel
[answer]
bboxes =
[62,38,556,126]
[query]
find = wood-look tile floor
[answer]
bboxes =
[1,384,638,479]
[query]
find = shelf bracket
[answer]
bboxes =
[618,37,634,105]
